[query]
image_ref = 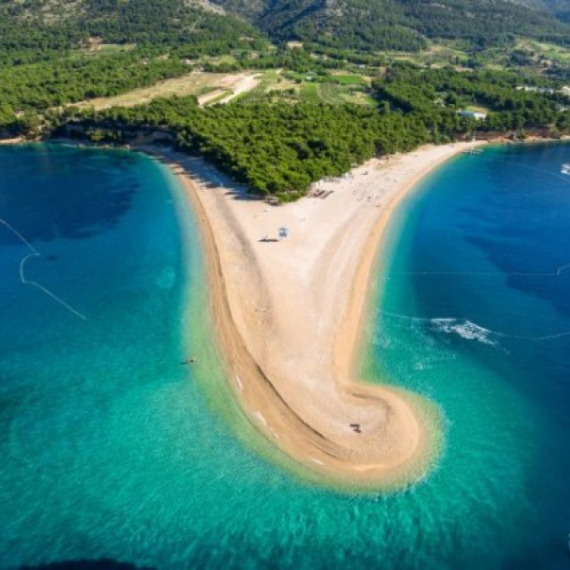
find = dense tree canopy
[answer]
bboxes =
[374,65,568,133]
[1,0,570,201]
[217,0,570,51]
[54,65,570,199]
[0,0,266,130]
[64,97,429,198]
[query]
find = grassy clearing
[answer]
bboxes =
[516,39,570,64]
[233,71,282,102]
[96,43,136,53]
[204,54,238,66]
[81,43,137,58]
[234,71,304,103]
[235,69,375,106]
[318,83,341,104]
[71,71,258,110]
[70,64,375,111]
[329,73,369,85]
[344,91,377,106]
[200,89,233,105]
[319,78,374,105]
[299,83,320,103]
[464,104,490,113]
[387,42,469,68]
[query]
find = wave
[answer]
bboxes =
[379,309,570,346]
[429,318,498,346]
[377,310,499,346]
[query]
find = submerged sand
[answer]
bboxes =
[144,142,482,489]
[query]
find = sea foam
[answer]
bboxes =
[429,318,498,346]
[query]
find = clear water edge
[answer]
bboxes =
[160,154,349,490]
[361,141,570,568]
[165,148,445,494]
[1,142,569,569]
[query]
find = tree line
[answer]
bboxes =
[41,64,568,200]
[374,65,570,134]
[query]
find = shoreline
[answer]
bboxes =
[0,137,511,489]
[332,145,483,469]
[0,137,24,145]
[335,144,480,381]
[139,142,482,490]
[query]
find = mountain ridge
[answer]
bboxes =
[3,0,570,53]
[217,0,570,50]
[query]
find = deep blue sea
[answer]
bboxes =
[0,142,569,570]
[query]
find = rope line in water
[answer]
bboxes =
[497,158,570,185]
[391,263,570,278]
[376,159,570,343]
[0,219,87,320]
[470,156,570,186]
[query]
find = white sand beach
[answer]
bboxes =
[143,142,482,488]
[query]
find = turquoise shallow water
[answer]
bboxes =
[0,143,569,569]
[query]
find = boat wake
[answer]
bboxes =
[379,309,570,345]
[378,310,500,347]
[429,318,498,346]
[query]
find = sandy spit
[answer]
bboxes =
[138,142,482,489]
[0,137,24,145]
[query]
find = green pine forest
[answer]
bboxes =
[2,0,570,199]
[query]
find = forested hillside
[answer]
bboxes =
[2,0,570,200]
[0,0,266,127]
[215,0,570,51]
[0,0,261,65]
[3,0,570,58]
[55,66,570,198]
[517,0,570,21]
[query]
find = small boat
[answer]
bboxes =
[561,164,570,175]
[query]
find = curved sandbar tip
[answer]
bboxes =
[143,142,477,490]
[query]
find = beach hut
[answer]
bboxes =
[278,227,289,240]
